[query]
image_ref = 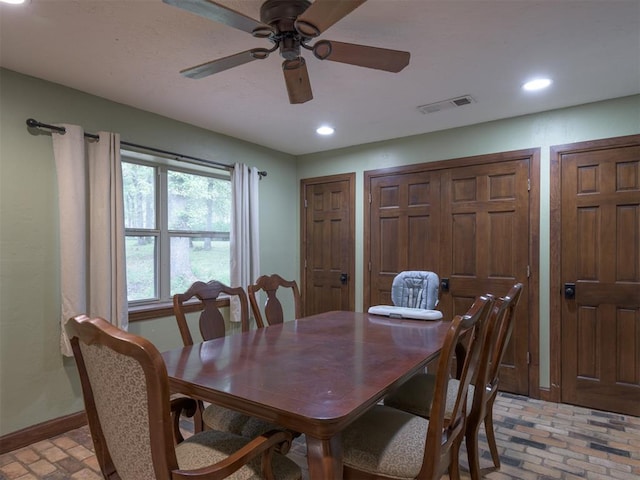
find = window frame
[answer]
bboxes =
[122,150,232,314]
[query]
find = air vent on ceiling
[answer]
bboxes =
[417,95,476,114]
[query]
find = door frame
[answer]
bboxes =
[548,134,640,404]
[364,148,541,398]
[300,172,356,315]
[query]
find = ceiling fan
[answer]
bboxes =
[163,0,410,104]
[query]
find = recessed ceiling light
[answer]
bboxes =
[0,0,28,4]
[522,78,552,91]
[316,125,335,136]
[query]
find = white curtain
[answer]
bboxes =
[52,125,128,356]
[230,163,260,323]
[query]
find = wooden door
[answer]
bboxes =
[368,170,441,307]
[301,174,355,316]
[559,141,640,416]
[439,159,531,395]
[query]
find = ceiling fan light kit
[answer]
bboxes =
[163,0,410,104]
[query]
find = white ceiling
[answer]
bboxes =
[1,0,639,156]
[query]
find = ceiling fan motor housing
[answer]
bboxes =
[260,0,312,60]
[260,0,311,31]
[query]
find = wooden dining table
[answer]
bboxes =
[161,310,451,480]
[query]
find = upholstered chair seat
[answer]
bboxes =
[385,375,474,418]
[202,405,281,438]
[342,405,428,479]
[175,430,300,479]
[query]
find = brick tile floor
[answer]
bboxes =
[1,393,638,479]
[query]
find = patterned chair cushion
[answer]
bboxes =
[81,342,157,480]
[391,271,440,310]
[342,405,428,479]
[384,374,474,418]
[175,430,301,480]
[202,404,283,438]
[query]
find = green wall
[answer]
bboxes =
[296,95,640,389]
[0,68,298,436]
[1,66,638,437]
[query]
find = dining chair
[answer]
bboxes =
[341,294,494,480]
[391,270,440,310]
[474,283,523,474]
[248,273,302,327]
[173,279,282,438]
[66,314,301,480]
[173,279,250,345]
[384,283,524,479]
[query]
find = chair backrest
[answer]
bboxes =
[420,294,494,479]
[66,315,179,480]
[173,280,250,346]
[248,274,302,328]
[461,292,511,418]
[391,271,440,309]
[487,283,524,389]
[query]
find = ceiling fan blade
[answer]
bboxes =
[163,0,272,35]
[313,40,410,73]
[282,58,313,104]
[295,0,367,37]
[181,49,269,79]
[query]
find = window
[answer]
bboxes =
[122,152,231,305]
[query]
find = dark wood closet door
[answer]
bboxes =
[560,143,640,416]
[368,171,441,307]
[364,150,538,395]
[301,174,355,316]
[439,159,531,395]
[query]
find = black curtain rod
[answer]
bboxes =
[25,118,267,178]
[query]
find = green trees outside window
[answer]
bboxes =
[122,158,231,304]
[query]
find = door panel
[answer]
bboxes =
[560,145,640,415]
[366,157,531,395]
[439,159,530,395]
[302,175,355,316]
[369,171,441,306]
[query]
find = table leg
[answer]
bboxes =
[305,434,343,480]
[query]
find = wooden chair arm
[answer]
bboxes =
[171,429,294,480]
[170,396,198,444]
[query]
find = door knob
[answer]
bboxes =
[564,283,576,299]
[340,273,348,285]
[440,278,450,292]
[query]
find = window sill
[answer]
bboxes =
[128,297,231,322]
